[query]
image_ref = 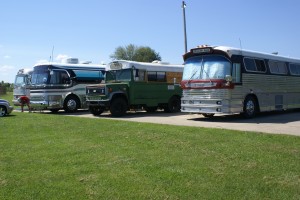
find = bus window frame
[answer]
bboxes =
[269,60,288,75]
[243,57,267,73]
[232,63,242,83]
[289,63,300,76]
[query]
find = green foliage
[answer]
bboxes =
[0,111,300,199]
[110,44,161,62]
[0,82,13,93]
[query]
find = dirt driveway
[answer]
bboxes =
[65,110,300,136]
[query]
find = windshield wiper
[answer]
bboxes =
[200,58,213,85]
[186,57,203,85]
[187,70,198,84]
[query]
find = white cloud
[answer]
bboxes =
[0,65,16,83]
[55,54,70,62]
[35,59,49,65]
[4,55,11,59]
[0,65,14,72]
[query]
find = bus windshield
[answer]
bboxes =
[14,75,28,86]
[106,69,132,82]
[183,55,231,81]
[31,66,70,85]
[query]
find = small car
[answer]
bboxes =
[0,99,13,117]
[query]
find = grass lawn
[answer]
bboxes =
[0,93,300,199]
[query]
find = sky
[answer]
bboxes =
[1,0,300,83]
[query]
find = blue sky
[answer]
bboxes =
[1,0,300,83]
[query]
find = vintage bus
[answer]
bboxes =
[86,60,183,117]
[181,45,300,118]
[12,68,33,106]
[29,59,106,112]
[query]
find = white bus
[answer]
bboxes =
[30,60,106,112]
[12,68,33,106]
[181,45,300,118]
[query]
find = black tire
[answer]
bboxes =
[0,106,7,117]
[202,113,215,118]
[64,96,79,113]
[89,106,104,116]
[145,106,157,112]
[165,96,181,113]
[242,96,258,118]
[110,98,127,117]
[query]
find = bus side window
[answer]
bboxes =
[61,71,70,84]
[232,63,241,83]
[134,69,145,81]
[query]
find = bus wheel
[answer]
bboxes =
[89,106,104,116]
[64,96,79,113]
[165,96,181,113]
[0,106,7,117]
[202,113,215,118]
[145,106,157,112]
[110,98,127,117]
[243,96,257,118]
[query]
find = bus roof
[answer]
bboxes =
[17,68,33,75]
[213,46,300,64]
[34,62,106,70]
[107,60,183,72]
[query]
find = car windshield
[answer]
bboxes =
[182,55,231,81]
[106,69,132,82]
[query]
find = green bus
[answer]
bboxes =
[86,60,183,117]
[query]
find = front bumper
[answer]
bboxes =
[7,105,14,114]
[87,100,110,107]
[30,100,61,110]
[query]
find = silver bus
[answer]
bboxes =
[181,45,300,118]
[30,60,106,112]
[12,68,33,106]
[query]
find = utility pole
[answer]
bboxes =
[182,1,188,53]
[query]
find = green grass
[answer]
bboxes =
[0,92,13,105]
[1,93,300,199]
[1,111,300,200]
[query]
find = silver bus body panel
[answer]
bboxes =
[181,73,300,115]
[30,85,87,110]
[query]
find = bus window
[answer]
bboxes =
[49,70,70,84]
[232,63,241,83]
[147,72,156,81]
[269,61,287,75]
[244,58,266,72]
[255,59,266,72]
[289,63,300,75]
[134,69,146,81]
[157,72,166,82]
[147,72,166,82]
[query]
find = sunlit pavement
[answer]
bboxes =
[60,110,300,137]
[14,107,300,136]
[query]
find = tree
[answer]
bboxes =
[110,44,161,62]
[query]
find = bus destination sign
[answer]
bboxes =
[192,48,212,54]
